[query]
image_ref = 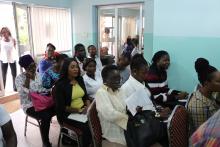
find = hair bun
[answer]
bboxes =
[195,58,209,73]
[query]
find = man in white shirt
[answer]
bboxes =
[95,65,128,147]
[73,43,87,75]
[87,45,103,73]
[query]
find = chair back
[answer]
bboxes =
[185,93,193,109]
[87,100,102,147]
[167,105,188,147]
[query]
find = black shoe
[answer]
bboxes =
[43,142,52,147]
[62,136,78,146]
[62,136,73,145]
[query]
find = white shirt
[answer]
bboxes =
[0,105,11,147]
[83,73,102,98]
[121,75,155,111]
[95,56,103,72]
[95,85,128,145]
[0,38,15,63]
[76,57,85,76]
[131,47,141,57]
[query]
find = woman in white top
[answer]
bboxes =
[0,27,17,91]
[83,58,102,99]
[95,65,128,147]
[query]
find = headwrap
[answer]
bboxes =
[18,54,34,69]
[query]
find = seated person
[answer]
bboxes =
[121,54,169,147]
[117,53,130,85]
[0,105,17,147]
[131,37,140,57]
[42,54,68,89]
[87,45,103,72]
[95,65,128,147]
[54,58,91,147]
[100,46,109,57]
[187,58,220,133]
[83,58,102,99]
[145,50,188,109]
[101,55,115,67]
[73,43,87,75]
[38,43,57,76]
[15,55,54,147]
[190,109,220,146]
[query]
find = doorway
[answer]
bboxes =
[98,3,144,60]
[0,2,20,95]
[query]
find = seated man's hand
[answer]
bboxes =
[159,107,171,118]
[136,106,143,113]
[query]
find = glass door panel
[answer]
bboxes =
[0,2,16,96]
[14,3,33,57]
[98,8,116,56]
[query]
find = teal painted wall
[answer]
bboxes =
[153,36,220,92]
[153,0,220,92]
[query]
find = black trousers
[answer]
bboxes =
[26,107,54,145]
[1,61,17,91]
[64,118,92,147]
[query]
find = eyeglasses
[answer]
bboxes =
[106,77,123,85]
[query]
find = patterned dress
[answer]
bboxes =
[42,67,59,89]
[15,73,49,112]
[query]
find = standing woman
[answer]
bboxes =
[0,27,17,91]
[54,58,91,147]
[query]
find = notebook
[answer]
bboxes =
[68,113,88,123]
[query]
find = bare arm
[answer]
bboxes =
[2,120,17,147]
[65,106,81,113]
[13,38,16,48]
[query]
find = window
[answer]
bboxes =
[31,6,72,57]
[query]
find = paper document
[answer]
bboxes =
[178,99,187,102]
[125,88,155,116]
[68,113,88,123]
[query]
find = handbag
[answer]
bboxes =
[30,92,54,111]
[124,110,167,147]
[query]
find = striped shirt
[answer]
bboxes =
[145,65,179,103]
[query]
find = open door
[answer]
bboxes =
[13,3,33,58]
[98,3,144,61]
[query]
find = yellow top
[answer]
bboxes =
[70,83,85,109]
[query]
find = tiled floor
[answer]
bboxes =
[10,109,74,147]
